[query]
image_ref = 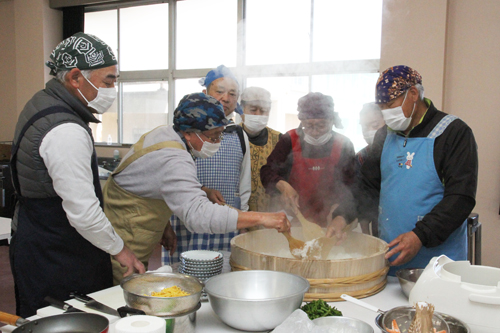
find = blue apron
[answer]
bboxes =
[379,115,467,276]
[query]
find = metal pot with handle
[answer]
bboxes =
[0,310,109,333]
[341,294,450,333]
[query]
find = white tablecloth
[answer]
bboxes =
[1,277,407,333]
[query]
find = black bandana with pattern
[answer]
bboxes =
[46,32,117,76]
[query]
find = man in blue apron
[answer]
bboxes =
[10,32,145,317]
[355,65,478,276]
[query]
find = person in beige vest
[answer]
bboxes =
[240,87,282,212]
[103,92,291,284]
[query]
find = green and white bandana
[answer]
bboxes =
[45,32,117,76]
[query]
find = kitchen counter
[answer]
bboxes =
[1,276,407,332]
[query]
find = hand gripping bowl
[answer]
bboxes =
[120,272,203,316]
[204,270,310,331]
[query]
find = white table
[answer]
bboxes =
[1,276,407,332]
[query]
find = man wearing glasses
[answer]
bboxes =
[103,93,289,284]
[162,65,251,267]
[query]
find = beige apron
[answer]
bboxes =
[103,132,185,285]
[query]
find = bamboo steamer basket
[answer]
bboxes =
[230,227,389,302]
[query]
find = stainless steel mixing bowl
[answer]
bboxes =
[376,306,450,333]
[204,270,310,331]
[376,311,470,333]
[396,268,424,298]
[313,316,374,333]
[120,272,203,316]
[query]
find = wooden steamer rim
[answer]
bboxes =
[230,228,389,301]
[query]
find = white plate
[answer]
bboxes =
[181,250,223,261]
[181,261,223,268]
[179,269,222,277]
[178,269,221,279]
[180,265,223,273]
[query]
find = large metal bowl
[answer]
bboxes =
[204,270,310,331]
[313,316,374,333]
[396,268,424,298]
[120,272,203,316]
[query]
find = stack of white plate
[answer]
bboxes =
[178,250,224,282]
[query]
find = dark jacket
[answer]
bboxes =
[356,99,478,247]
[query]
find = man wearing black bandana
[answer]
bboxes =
[9,32,144,317]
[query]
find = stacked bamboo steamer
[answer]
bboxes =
[230,227,389,302]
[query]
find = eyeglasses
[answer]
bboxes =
[198,131,224,143]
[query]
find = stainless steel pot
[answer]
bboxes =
[395,268,424,298]
[341,294,450,333]
[120,272,203,317]
[376,312,471,333]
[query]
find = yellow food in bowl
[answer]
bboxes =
[150,286,190,297]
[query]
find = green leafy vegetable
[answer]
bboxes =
[301,299,342,320]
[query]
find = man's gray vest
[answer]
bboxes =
[12,79,98,198]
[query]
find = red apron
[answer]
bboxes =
[288,129,342,226]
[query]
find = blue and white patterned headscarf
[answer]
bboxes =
[174,93,228,132]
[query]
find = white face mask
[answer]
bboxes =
[304,132,332,146]
[77,76,117,114]
[363,129,378,145]
[381,90,416,131]
[244,114,269,135]
[189,133,221,159]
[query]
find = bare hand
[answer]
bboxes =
[325,215,348,243]
[202,186,225,204]
[276,181,300,214]
[260,212,291,233]
[160,223,177,256]
[385,231,422,266]
[113,245,146,278]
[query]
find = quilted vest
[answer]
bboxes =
[12,79,99,198]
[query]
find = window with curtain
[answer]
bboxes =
[84,0,382,151]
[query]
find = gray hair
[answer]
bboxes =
[55,69,94,83]
[415,83,425,100]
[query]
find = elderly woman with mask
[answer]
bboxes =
[260,92,357,239]
[241,87,282,212]
[103,93,290,284]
